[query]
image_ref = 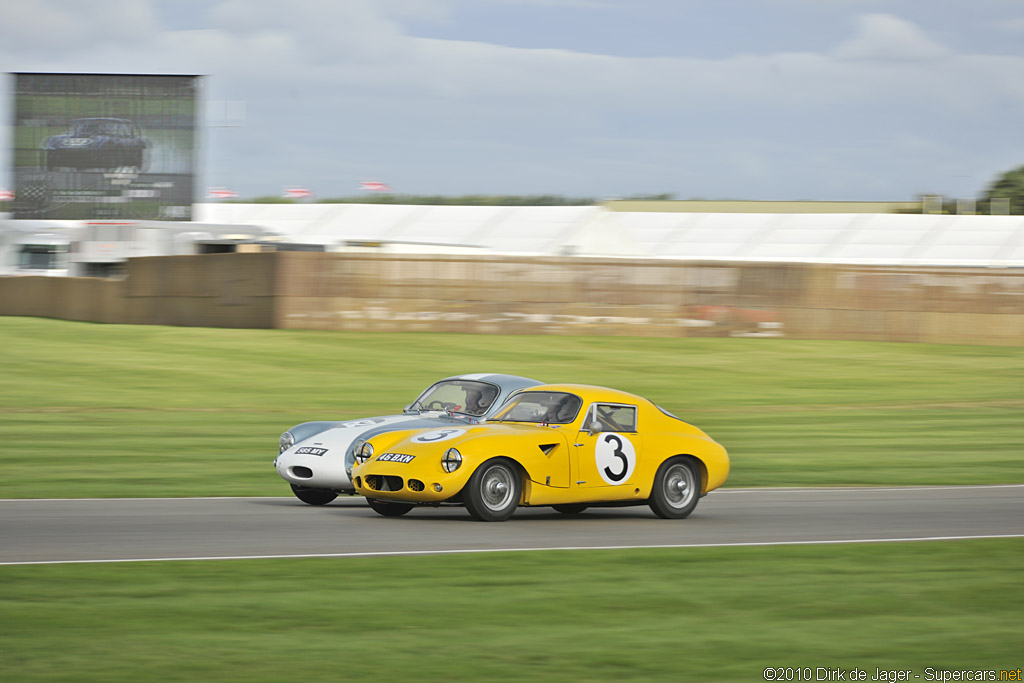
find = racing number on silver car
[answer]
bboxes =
[595,433,636,485]
[338,418,386,429]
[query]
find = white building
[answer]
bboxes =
[196,203,1024,267]
[0,218,286,277]
[3,204,1023,275]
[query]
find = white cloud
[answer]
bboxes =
[990,17,1024,33]
[834,13,950,61]
[455,0,613,8]
[1,3,1022,199]
[0,0,160,56]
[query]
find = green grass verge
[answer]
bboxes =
[1,540,1021,681]
[1,316,1022,498]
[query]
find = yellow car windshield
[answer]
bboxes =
[489,391,582,424]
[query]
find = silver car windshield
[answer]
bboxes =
[488,391,582,424]
[408,380,500,417]
[73,120,119,135]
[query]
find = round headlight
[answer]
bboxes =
[355,441,374,464]
[279,431,295,454]
[442,448,462,473]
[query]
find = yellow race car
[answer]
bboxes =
[352,384,729,521]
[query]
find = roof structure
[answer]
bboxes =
[188,203,1024,267]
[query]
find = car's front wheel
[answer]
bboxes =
[290,484,338,506]
[366,498,414,517]
[648,456,702,519]
[464,458,521,522]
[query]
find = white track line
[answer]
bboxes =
[2,533,1022,567]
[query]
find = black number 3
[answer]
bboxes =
[603,434,628,482]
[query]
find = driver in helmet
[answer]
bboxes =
[463,385,498,416]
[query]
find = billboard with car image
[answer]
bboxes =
[10,73,199,220]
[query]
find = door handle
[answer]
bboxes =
[574,443,584,447]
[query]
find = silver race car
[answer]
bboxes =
[274,373,542,504]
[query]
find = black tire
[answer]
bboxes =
[463,458,521,522]
[290,484,338,506]
[648,456,702,519]
[366,498,414,517]
[552,504,588,515]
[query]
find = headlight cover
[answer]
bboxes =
[442,448,462,473]
[279,431,295,454]
[355,441,373,464]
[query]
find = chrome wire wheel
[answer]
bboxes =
[481,464,514,511]
[663,462,696,510]
[465,459,521,522]
[649,457,702,519]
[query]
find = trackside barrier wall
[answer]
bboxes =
[0,252,1022,345]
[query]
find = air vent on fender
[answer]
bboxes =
[539,444,558,456]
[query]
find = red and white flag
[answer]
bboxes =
[283,187,314,199]
[0,188,14,201]
[359,181,391,192]
[207,187,238,199]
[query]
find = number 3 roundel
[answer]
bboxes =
[595,433,636,485]
[411,428,465,444]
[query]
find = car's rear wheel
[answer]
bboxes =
[366,498,414,517]
[648,456,701,519]
[289,484,338,506]
[552,504,588,514]
[464,458,520,522]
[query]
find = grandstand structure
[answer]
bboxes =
[4,202,1022,344]
[195,203,1024,267]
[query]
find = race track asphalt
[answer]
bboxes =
[1,485,1022,565]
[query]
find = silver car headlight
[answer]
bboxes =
[279,431,295,454]
[442,448,462,473]
[354,441,373,464]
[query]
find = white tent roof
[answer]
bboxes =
[192,204,1024,266]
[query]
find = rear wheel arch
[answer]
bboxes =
[671,454,709,495]
[651,453,707,494]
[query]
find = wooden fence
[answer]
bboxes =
[1,252,1021,345]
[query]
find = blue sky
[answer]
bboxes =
[2,0,1024,201]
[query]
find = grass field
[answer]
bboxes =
[1,316,1021,681]
[1,540,1021,682]
[1,316,1021,498]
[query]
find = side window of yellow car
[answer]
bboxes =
[590,403,637,433]
[575,403,640,489]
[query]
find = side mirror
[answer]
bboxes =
[588,420,603,436]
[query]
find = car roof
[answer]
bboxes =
[520,383,650,406]
[441,373,543,389]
